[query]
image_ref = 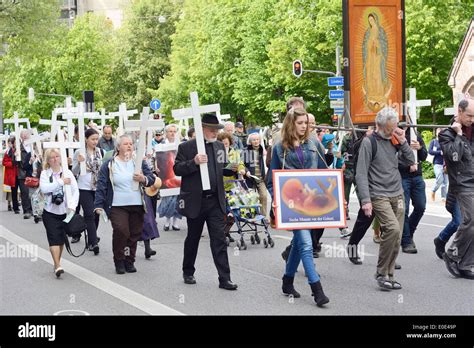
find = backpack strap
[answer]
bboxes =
[368,134,377,162]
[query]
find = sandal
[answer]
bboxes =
[375,274,392,290]
[390,280,402,290]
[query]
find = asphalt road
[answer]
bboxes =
[0,183,472,316]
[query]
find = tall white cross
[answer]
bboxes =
[87,108,114,131]
[42,129,81,210]
[109,103,138,136]
[54,97,79,159]
[24,129,50,159]
[60,102,88,175]
[39,110,68,140]
[4,112,31,161]
[406,88,431,165]
[124,107,165,190]
[172,91,221,191]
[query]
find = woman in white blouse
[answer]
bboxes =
[40,148,79,278]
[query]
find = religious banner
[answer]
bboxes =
[343,0,405,125]
[155,143,181,197]
[272,169,346,230]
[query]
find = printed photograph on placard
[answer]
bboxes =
[272,169,346,230]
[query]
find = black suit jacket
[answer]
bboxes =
[174,139,229,219]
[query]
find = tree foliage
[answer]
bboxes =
[1,0,472,130]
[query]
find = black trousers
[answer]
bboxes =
[79,190,100,245]
[348,207,375,246]
[18,178,32,214]
[183,195,231,282]
[10,182,20,212]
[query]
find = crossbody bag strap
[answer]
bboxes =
[64,229,88,258]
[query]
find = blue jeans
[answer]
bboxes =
[401,176,426,246]
[285,229,320,284]
[439,198,461,242]
[432,164,448,198]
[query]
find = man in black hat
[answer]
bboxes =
[174,113,238,290]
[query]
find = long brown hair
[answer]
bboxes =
[281,107,309,150]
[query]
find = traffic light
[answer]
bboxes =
[292,60,303,78]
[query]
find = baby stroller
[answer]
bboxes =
[224,179,274,250]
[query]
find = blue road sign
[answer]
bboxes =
[328,77,344,87]
[150,99,161,111]
[333,108,344,115]
[329,90,345,99]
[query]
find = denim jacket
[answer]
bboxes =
[266,137,327,197]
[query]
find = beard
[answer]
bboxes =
[205,137,217,143]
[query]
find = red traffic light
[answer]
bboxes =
[293,60,303,78]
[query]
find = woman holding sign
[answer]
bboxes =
[266,107,330,307]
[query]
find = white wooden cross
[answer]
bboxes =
[109,103,138,136]
[24,129,50,159]
[60,101,88,175]
[84,108,113,131]
[54,97,79,160]
[124,107,165,190]
[4,112,31,161]
[39,110,68,140]
[406,88,431,166]
[42,129,81,210]
[172,91,221,191]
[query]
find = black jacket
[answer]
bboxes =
[398,130,428,178]
[439,126,474,193]
[174,139,232,219]
[241,144,266,188]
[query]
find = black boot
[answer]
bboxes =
[124,260,137,273]
[282,275,301,298]
[310,281,329,307]
[281,244,292,262]
[433,237,446,260]
[144,239,156,259]
[115,260,126,274]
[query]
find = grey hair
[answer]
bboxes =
[375,107,399,127]
[247,132,260,145]
[115,134,133,153]
[458,99,469,112]
[165,124,178,132]
[224,121,235,128]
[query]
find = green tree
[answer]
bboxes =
[105,0,184,112]
[405,0,474,125]
[2,14,115,127]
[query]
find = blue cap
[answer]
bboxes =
[322,134,335,148]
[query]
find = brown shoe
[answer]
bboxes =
[373,227,381,244]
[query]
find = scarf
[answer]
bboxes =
[86,148,102,190]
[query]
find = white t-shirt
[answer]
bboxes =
[40,168,79,215]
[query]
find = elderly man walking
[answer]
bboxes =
[355,107,415,290]
[439,98,474,280]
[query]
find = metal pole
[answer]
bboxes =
[316,124,451,132]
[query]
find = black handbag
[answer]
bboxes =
[63,214,88,257]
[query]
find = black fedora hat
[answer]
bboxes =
[202,113,224,129]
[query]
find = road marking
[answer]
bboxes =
[271,234,376,257]
[0,225,183,316]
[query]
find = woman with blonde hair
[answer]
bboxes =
[39,148,79,278]
[267,107,330,307]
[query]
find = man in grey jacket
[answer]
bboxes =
[355,107,415,290]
